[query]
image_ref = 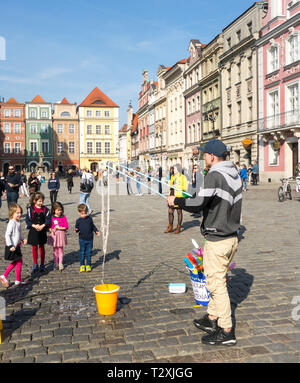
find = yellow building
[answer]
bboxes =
[78,87,119,171]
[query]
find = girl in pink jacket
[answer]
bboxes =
[48,202,68,271]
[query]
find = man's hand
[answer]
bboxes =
[96,231,100,237]
[10,247,16,252]
[167,196,176,207]
[23,239,27,245]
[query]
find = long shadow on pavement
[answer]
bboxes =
[227,267,254,329]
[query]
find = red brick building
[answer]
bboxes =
[0,97,26,174]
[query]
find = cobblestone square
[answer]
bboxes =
[0,178,299,363]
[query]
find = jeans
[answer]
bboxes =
[50,190,58,205]
[79,239,93,266]
[136,181,141,194]
[80,192,91,212]
[6,192,19,207]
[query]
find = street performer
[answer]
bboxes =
[167,139,242,346]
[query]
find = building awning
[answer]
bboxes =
[242,138,252,148]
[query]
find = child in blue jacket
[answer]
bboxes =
[240,164,248,191]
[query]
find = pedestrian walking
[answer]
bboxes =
[48,202,68,271]
[75,203,100,273]
[0,171,6,210]
[168,139,242,346]
[252,161,259,185]
[0,203,27,288]
[158,166,162,195]
[240,164,248,191]
[102,168,108,187]
[19,170,29,197]
[48,171,60,205]
[5,165,22,207]
[126,171,133,195]
[164,164,187,234]
[79,169,94,215]
[28,172,40,197]
[36,171,42,191]
[247,164,253,186]
[147,167,152,195]
[66,169,74,194]
[26,192,51,273]
[135,167,143,196]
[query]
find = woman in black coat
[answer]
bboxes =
[66,169,74,194]
[28,172,40,196]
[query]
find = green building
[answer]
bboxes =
[25,95,53,172]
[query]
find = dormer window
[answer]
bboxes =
[61,111,71,117]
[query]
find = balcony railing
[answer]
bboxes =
[258,109,300,132]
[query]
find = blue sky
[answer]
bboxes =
[0,0,255,125]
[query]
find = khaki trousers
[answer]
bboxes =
[203,236,238,329]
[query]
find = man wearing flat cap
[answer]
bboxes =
[168,139,242,346]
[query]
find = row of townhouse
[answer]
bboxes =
[0,87,119,174]
[120,0,300,182]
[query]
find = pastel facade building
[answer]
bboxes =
[0,97,26,173]
[52,97,79,172]
[200,33,223,143]
[220,1,267,166]
[257,0,300,182]
[183,40,204,169]
[163,59,187,167]
[25,95,53,171]
[78,87,119,172]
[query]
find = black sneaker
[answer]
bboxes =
[201,327,237,346]
[193,313,218,334]
[39,265,45,273]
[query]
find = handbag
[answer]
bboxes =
[4,245,22,261]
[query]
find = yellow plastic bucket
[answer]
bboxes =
[93,284,120,316]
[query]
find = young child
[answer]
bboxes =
[240,164,248,191]
[26,192,51,273]
[0,203,27,287]
[75,203,100,273]
[48,202,68,271]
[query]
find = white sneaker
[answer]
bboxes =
[15,280,27,286]
[0,275,9,288]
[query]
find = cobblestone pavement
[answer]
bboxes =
[0,177,299,363]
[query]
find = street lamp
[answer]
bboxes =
[204,112,219,137]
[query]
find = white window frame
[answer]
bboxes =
[4,142,11,153]
[57,124,63,134]
[41,124,48,134]
[267,44,279,73]
[87,141,93,154]
[86,110,92,117]
[14,109,20,117]
[69,141,75,154]
[30,124,37,134]
[96,125,101,135]
[30,140,38,153]
[286,32,299,65]
[105,142,110,154]
[14,142,21,154]
[41,109,48,118]
[4,109,10,117]
[69,124,75,134]
[4,123,10,133]
[268,140,280,166]
[95,110,101,117]
[267,88,280,129]
[41,140,49,154]
[285,80,299,124]
[95,142,101,154]
[105,125,110,134]
[104,110,110,117]
[86,125,92,134]
[57,142,64,154]
[14,123,21,133]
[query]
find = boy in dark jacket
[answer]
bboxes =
[75,204,100,273]
[48,172,60,205]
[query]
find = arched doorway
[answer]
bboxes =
[91,162,98,172]
[43,162,51,172]
[28,162,38,172]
